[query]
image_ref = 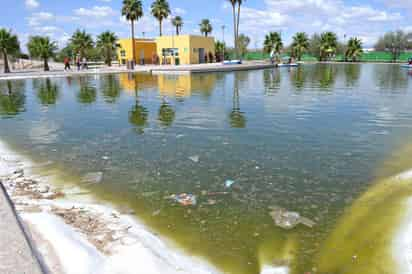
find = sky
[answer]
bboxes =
[1,0,412,51]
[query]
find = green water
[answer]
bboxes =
[1,64,412,274]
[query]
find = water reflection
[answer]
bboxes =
[344,64,361,87]
[100,74,121,103]
[0,80,26,117]
[230,73,246,128]
[34,78,60,106]
[77,77,97,104]
[374,65,409,91]
[158,99,175,127]
[290,67,307,90]
[263,69,280,94]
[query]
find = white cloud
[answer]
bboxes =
[27,12,54,26]
[74,6,116,18]
[172,8,186,15]
[25,0,39,9]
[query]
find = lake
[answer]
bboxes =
[1,64,412,274]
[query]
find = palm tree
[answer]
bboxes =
[151,0,171,36]
[97,31,118,66]
[236,0,244,56]
[263,32,283,61]
[122,0,143,65]
[215,41,226,61]
[291,32,309,61]
[70,30,94,59]
[0,29,20,73]
[320,32,338,61]
[200,19,213,37]
[345,37,363,62]
[27,36,57,71]
[227,0,238,59]
[237,34,250,57]
[172,16,183,35]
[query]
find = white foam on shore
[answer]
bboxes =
[0,140,221,274]
[393,197,412,274]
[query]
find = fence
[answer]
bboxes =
[238,51,412,63]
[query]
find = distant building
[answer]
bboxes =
[117,38,157,65]
[156,35,215,65]
[117,35,215,66]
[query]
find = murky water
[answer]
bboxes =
[1,64,412,274]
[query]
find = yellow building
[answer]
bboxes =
[117,38,157,65]
[155,35,215,65]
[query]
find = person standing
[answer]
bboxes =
[76,55,81,71]
[64,57,71,71]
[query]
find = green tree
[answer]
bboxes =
[199,19,213,37]
[151,0,171,36]
[237,34,250,57]
[96,31,118,66]
[122,0,143,64]
[0,29,20,73]
[27,36,57,71]
[345,37,363,62]
[320,32,338,61]
[227,0,243,59]
[308,33,322,60]
[264,32,283,61]
[172,16,183,35]
[374,30,409,62]
[215,41,226,61]
[291,32,309,61]
[35,78,59,105]
[70,30,94,59]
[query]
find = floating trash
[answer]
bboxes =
[269,206,315,230]
[225,179,235,188]
[189,155,199,163]
[169,193,197,206]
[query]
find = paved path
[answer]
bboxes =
[0,183,43,274]
[0,61,277,80]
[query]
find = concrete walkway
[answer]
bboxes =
[0,61,277,81]
[0,183,43,274]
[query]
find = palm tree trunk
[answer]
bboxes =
[108,48,112,66]
[236,2,241,58]
[232,4,238,59]
[176,26,179,35]
[131,20,136,65]
[159,20,163,36]
[3,50,10,73]
[44,58,49,71]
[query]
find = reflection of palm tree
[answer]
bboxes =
[344,64,361,87]
[77,77,97,104]
[36,78,59,105]
[0,80,26,116]
[230,75,246,128]
[291,67,306,90]
[263,69,280,94]
[101,75,121,103]
[313,65,335,90]
[158,98,175,127]
[129,77,148,132]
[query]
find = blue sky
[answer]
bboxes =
[1,0,411,51]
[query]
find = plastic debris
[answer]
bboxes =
[225,179,235,188]
[189,155,199,163]
[170,193,197,206]
[81,172,103,184]
[269,206,315,230]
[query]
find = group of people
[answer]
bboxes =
[63,55,88,71]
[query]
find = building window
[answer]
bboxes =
[120,50,126,57]
[162,48,179,57]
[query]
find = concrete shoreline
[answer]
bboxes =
[0,61,277,81]
[0,181,44,274]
